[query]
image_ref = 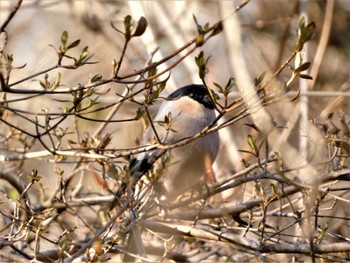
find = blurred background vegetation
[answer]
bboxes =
[0,0,349,262]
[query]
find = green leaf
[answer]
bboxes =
[30,169,41,183]
[55,72,61,83]
[247,134,255,148]
[124,15,132,28]
[270,183,278,195]
[193,15,205,46]
[164,112,171,124]
[90,73,102,83]
[195,51,209,79]
[257,87,266,99]
[67,39,81,50]
[51,72,61,90]
[82,55,97,64]
[195,51,205,67]
[135,108,145,120]
[299,74,313,80]
[225,77,235,90]
[75,46,97,66]
[39,81,46,89]
[213,82,224,94]
[148,84,165,104]
[296,17,316,51]
[5,53,13,64]
[244,123,260,133]
[4,186,20,201]
[133,16,147,37]
[254,72,266,88]
[294,62,311,74]
[148,91,159,103]
[209,21,223,37]
[247,134,258,157]
[214,78,236,97]
[299,16,306,29]
[124,15,132,40]
[107,164,119,180]
[192,14,203,34]
[147,65,157,77]
[61,31,68,49]
[80,46,89,60]
[39,73,50,89]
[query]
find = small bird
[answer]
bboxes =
[125,84,220,202]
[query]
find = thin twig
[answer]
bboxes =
[0,0,23,33]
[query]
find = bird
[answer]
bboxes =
[121,84,220,203]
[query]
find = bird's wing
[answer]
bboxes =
[129,122,168,177]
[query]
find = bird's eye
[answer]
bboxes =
[189,92,196,98]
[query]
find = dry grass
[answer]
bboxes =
[0,0,349,262]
